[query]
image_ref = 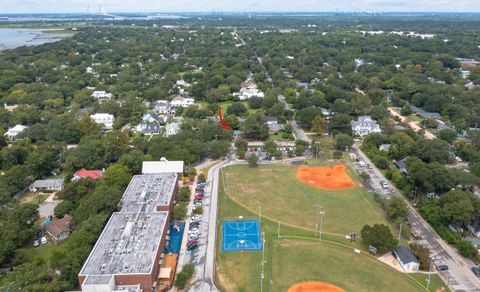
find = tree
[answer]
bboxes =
[439,190,477,225]
[248,153,259,167]
[410,243,431,270]
[457,240,478,259]
[400,105,413,116]
[227,102,247,117]
[335,134,353,150]
[311,116,326,136]
[389,132,414,160]
[330,114,352,135]
[386,197,408,222]
[438,128,457,144]
[296,107,321,129]
[361,224,398,253]
[413,139,451,164]
[243,114,268,140]
[371,105,390,121]
[248,97,263,109]
[207,140,229,159]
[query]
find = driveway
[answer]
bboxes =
[38,193,62,218]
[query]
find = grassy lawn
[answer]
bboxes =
[271,238,423,292]
[215,173,431,292]
[410,273,450,292]
[17,192,48,205]
[223,164,389,235]
[408,114,424,123]
[14,242,67,266]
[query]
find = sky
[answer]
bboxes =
[1,0,480,14]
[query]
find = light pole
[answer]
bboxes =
[313,204,323,232]
[319,210,325,241]
[259,206,262,225]
[260,232,265,292]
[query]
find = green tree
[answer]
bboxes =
[330,114,352,135]
[438,128,457,144]
[386,197,408,222]
[335,134,353,150]
[457,240,478,259]
[361,224,398,253]
[248,153,259,167]
[311,116,326,136]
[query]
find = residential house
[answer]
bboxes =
[5,125,28,139]
[449,223,464,234]
[165,122,181,137]
[91,91,113,102]
[464,236,480,249]
[410,105,441,120]
[136,112,164,135]
[90,113,115,129]
[379,144,391,152]
[320,108,335,120]
[265,116,284,134]
[153,100,172,116]
[3,103,18,112]
[29,179,64,193]
[393,246,420,271]
[234,78,265,100]
[467,215,480,238]
[436,120,450,131]
[72,169,104,181]
[46,214,73,245]
[170,96,195,108]
[351,116,381,137]
[395,158,409,174]
[233,130,244,138]
[456,58,480,69]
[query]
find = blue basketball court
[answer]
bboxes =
[222,220,262,252]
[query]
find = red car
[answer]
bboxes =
[187,239,198,247]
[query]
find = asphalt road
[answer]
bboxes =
[278,95,312,143]
[353,142,480,292]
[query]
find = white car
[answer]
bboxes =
[41,236,47,245]
[189,234,199,241]
[188,228,200,235]
[192,214,202,220]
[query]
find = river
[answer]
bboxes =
[0,28,70,50]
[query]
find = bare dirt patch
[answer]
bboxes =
[297,164,355,190]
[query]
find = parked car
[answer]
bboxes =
[381,181,389,189]
[472,267,480,277]
[36,229,43,239]
[33,239,40,247]
[194,200,203,206]
[187,243,198,251]
[188,234,199,241]
[195,195,204,200]
[187,239,198,247]
[189,222,200,229]
[436,264,449,271]
[189,228,200,235]
[411,230,422,240]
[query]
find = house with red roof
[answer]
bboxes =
[72,168,104,181]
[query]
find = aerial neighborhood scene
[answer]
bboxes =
[4,1,480,292]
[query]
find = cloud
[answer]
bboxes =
[0,0,479,13]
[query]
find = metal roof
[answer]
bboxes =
[394,246,419,265]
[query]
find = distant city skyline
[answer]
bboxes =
[1,0,480,14]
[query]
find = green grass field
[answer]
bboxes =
[215,174,432,292]
[223,163,389,236]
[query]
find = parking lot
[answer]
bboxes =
[350,154,394,199]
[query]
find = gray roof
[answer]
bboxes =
[419,112,441,119]
[30,179,64,189]
[394,246,419,265]
[396,158,408,173]
[119,173,177,213]
[79,212,168,277]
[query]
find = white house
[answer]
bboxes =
[135,112,163,135]
[91,91,113,102]
[393,246,420,271]
[90,113,115,129]
[234,78,265,100]
[5,125,28,139]
[153,100,172,116]
[170,96,195,108]
[165,122,181,137]
[351,116,381,137]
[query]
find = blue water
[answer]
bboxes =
[0,28,65,50]
[165,222,185,254]
[222,220,262,252]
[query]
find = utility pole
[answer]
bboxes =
[277,221,281,238]
[426,256,433,291]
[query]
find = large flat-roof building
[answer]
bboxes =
[79,170,180,292]
[79,212,169,291]
[118,173,178,213]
